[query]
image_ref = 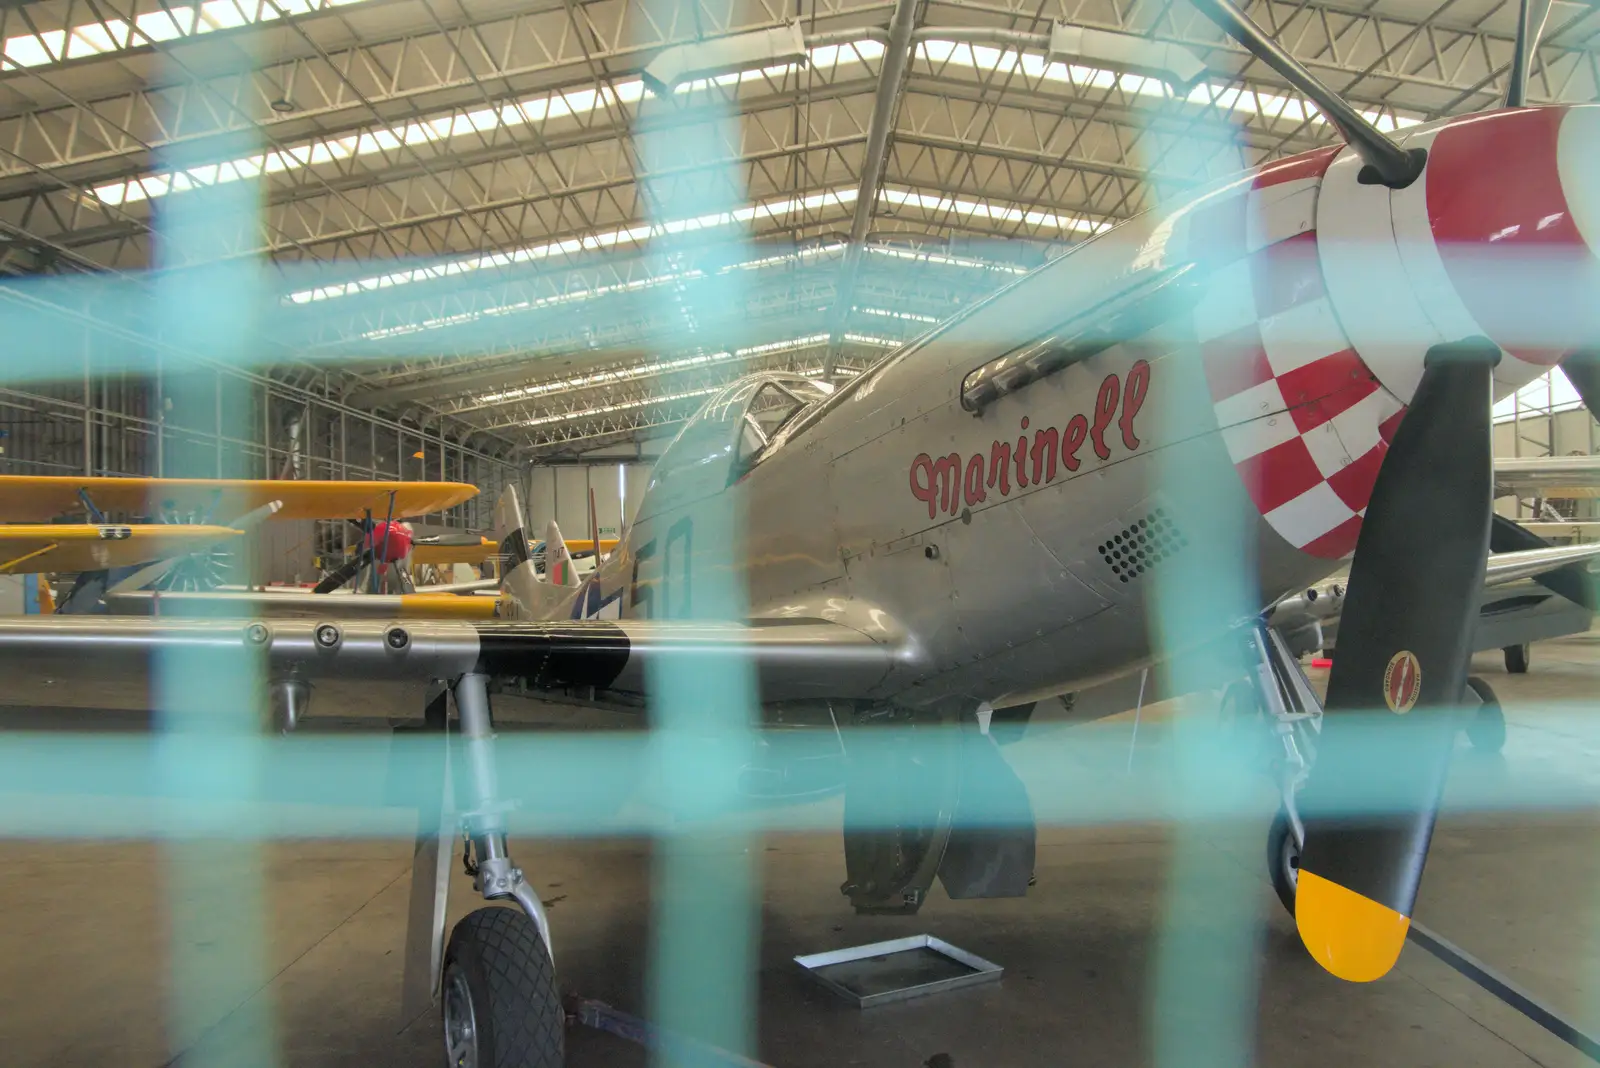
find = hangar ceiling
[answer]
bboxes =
[0,0,1596,457]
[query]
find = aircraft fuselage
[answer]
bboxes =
[559,105,1600,718]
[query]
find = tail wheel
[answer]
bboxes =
[1464,676,1507,754]
[1503,642,1530,674]
[441,906,564,1068]
[1266,808,1299,916]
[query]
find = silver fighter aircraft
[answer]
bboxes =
[2,1,1599,1064]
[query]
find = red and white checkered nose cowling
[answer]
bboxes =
[1179,105,1600,561]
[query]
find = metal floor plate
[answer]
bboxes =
[794,935,1003,1008]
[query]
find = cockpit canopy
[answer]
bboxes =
[634,373,834,522]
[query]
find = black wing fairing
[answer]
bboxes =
[0,615,902,702]
[476,621,631,690]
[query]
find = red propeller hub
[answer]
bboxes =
[365,520,413,561]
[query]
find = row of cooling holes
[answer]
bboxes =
[1098,509,1188,583]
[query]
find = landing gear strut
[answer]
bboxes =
[399,674,564,1068]
[1464,675,1507,753]
[1234,622,1320,918]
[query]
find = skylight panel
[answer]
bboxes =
[293,187,858,306]
[2,0,378,70]
[90,40,872,208]
[86,27,1418,218]
[475,333,832,406]
[856,307,939,323]
[878,187,1106,234]
[912,37,1421,133]
[522,386,720,427]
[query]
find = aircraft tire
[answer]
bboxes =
[1503,643,1530,675]
[1465,676,1507,754]
[1267,808,1299,917]
[441,906,564,1068]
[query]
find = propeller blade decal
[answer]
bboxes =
[1295,337,1498,982]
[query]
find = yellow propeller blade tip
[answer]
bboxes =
[1295,869,1410,983]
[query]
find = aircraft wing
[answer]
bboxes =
[1483,541,1600,586]
[1270,542,1600,631]
[102,589,500,619]
[411,537,495,567]
[0,616,901,702]
[1494,456,1600,499]
[0,475,477,523]
[0,524,242,574]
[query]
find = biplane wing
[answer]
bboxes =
[1494,456,1600,500]
[566,538,620,556]
[410,536,496,568]
[0,524,243,574]
[0,476,477,523]
[102,588,500,619]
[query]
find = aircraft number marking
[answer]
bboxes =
[628,517,694,619]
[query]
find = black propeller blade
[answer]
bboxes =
[313,548,373,594]
[1188,0,1425,188]
[1294,337,1498,982]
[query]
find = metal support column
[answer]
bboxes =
[81,333,93,477]
[400,684,456,1021]
[823,0,919,377]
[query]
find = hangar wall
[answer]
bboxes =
[1494,405,1599,523]
[523,463,655,542]
[0,332,522,583]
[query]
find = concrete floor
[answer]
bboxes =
[4,638,1600,1068]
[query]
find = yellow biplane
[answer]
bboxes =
[0,524,245,576]
[0,475,476,524]
[0,476,479,610]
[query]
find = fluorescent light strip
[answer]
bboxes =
[739,332,831,355]
[335,182,1074,318]
[3,0,372,70]
[353,197,1048,341]
[880,186,1104,234]
[356,245,845,342]
[913,39,1421,133]
[294,186,858,304]
[481,333,830,406]
[523,387,720,427]
[90,33,1420,215]
[856,306,939,323]
[865,244,1031,274]
[93,39,885,208]
[518,332,841,425]
[842,332,900,347]
[480,350,732,404]
[476,334,832,404]
[362,269,702,340]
